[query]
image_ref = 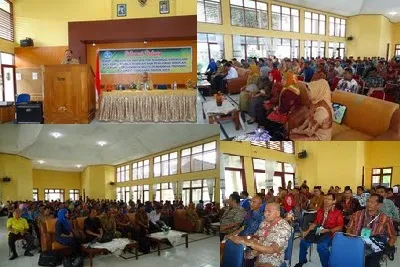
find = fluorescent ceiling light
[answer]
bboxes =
[76,164,82,168]
[389,12,397,16]
[51,132,62,139]
[38,160,45,164]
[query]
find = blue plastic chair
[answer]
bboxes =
[281,227,295,267]
[16,94,30,103]
[221,240,245,267]
[157,84,168,90]
[328,232,365,267]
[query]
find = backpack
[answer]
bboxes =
[38,251,63,267]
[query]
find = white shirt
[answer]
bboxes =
[148,210,161,224]
[337,78,359,93]
[225,67,238,80]
[334,66,344,77]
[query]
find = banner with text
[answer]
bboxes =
[99,47,192,74]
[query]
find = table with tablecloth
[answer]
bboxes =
[98,89,197,122]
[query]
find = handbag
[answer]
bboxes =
[304,227,329,243]
[38,251,63,267]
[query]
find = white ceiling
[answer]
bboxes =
[0,125,219,172]
[278,0,400,22]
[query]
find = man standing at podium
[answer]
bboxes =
[61,49,80,64]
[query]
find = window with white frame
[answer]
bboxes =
[328,42,345,58]
[0,0,13,42]
[117,165,130,182]
[272,38,299,59]
[305,11,325,35]
[132,160,149,180]
[232,35,267,61]
[395,44,400,57]
[131,185,150,203]
[44,189,64,202]
[329,17,346,37]
[33,188,38,201]
[304,40,325,58]
[69,189,80,201]
[154,152,178,177]
[181,141,217,173]
[197,33,224,72]
[182,179,215,205]
[230,0,268,29]
[253,159,295,194]
[271,4,299,32]
[155,182,175,202]
[197,0,222,24]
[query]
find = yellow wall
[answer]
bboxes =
[81,165,115,200]
[220,141,366,196]
[0,39,15,54]
[364,142,400,188]
[198,0,347,60]
[393,23,400,56]
[346,15,394,59]
[0,154,33,201]
[32,169,81,201]
[14,0,196,47]
[116,135,220,203]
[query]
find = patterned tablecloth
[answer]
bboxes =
[82,238,132,257]
[203,99,237,115]
[148,230,186,247]
[98,89,197,122]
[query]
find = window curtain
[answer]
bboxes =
[291,163,297,185]
[265,160,278,189]
[171,181,177,200]
[220,153,227,200]
[152,184,157,200]
[232,35,242,59]
[206,178,215,202]
[178,181,183,200]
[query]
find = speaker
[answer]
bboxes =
[16,101,43,124]
[347,36,354,41]
[2,177,11,182]
[109,182,115,186]
[20,38,34,47]
[298,150,307,159]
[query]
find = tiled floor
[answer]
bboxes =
[289,236,400,267]
[0,217,219,267]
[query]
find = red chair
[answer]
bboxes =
[370,91,396,103]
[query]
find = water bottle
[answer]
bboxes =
[173,81,177,90]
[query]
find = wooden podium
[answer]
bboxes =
[43,64,96,124]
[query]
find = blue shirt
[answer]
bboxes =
[240,198,251,211]
[304,67,315,82]
[239,209,264,236]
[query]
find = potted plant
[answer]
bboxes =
[214,91,224,106]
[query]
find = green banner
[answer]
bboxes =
[100,47,192,74]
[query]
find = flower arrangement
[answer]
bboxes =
[250,128,271,142]
[186,79,195,89]
[129,83,137,90]
[213,91,224,106]
[161,225,171,235]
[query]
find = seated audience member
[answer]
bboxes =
[376,186,400,221]
[334,61,344,77]
[187,203,200,229]
[336,68,359,93]
[55,209,82,258]
[205,58,218,82]
[7,209,35,260]
[227,195,264,237]
[144,201,153,213]
[116,207,134,238]
[311,63,327,82]
[230,203,291,267]
[232,58,242,68]
[353,186,368,208]
[134,204,151,254]
[246,69,272,125]
[239,63,260,112]
[196,200,204,212]
[240,191,252,211]
[161,201,174,227]
[84,208,104,242]
[301,186,324,231]
[220,194,246,241]
[221,62,238,93]
[290,80,333,141]
[335,188,362,226]
[100,207,122,238]
[295,193,344,267]
[386,64,398,82]
[294,187,308,211]
[61,49,80,64]
[326,61,338,86]
[347,194,397,267]
[269,62,282,83]
[300,61,315,83]
[386,187,400,208]
[148,206,167,233]
[282,188,296,215]
[364,67,385,96]
[136,72,154,90]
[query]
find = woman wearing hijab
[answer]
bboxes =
[246,68,272,124]
[55,208,81,258]
[289,79,333,141]
[239,63,260,112]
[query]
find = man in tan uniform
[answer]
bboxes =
[61,49,80,64]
